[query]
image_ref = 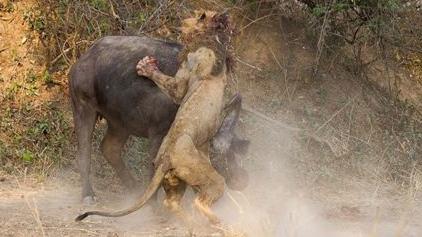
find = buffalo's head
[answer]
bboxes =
[210,93,250,191]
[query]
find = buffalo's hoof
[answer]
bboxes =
[82,196,97,205]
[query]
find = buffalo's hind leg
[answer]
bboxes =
[101,126,136,188]
[72,102,97,205]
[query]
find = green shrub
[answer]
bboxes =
[88,0,108,11]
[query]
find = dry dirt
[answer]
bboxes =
[0,121,420,236]
[1,1,421,237]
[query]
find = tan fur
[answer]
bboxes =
[152,48,227,224]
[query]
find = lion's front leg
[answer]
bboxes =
[136,56,189,104]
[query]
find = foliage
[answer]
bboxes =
[298,0,422,62]
[24,0,185,69]
[89,0,108,11]
[41,70,53,84]
[23,9,45,32]
[0,99,72,172]
[308,0,402,40]
[0,0,15,13]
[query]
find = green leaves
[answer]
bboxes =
[23,9,46,33]
[42,70,53,84]
[22,149,34,163]
[312,5,328,17]
[88,0,108,11]
[310,0,401,18]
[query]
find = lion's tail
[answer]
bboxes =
[75,163,166,221]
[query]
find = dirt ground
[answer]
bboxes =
[1,1,421,236]
[0,120,420,236]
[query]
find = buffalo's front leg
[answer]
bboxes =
[72,103,97,205]
[100,126,135,188]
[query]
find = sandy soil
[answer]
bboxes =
[0,171,190,237]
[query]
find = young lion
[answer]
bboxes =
[76,46,232,225]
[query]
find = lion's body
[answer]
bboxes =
[157,74,226,167]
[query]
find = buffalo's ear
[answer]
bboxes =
[211,93,242,154]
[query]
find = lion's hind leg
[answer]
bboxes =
[170,134,225,225]
[162,173,191,224]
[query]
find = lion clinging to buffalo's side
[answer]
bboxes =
[76,12,248,228]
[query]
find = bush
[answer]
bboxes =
[297,0,422,66]
[26,0,183,69]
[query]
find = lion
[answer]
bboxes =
[76,49,237,225]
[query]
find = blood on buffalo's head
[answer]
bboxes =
[210,93,250,191]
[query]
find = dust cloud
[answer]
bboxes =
[209,117,349,237]
[208,114,421,237]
